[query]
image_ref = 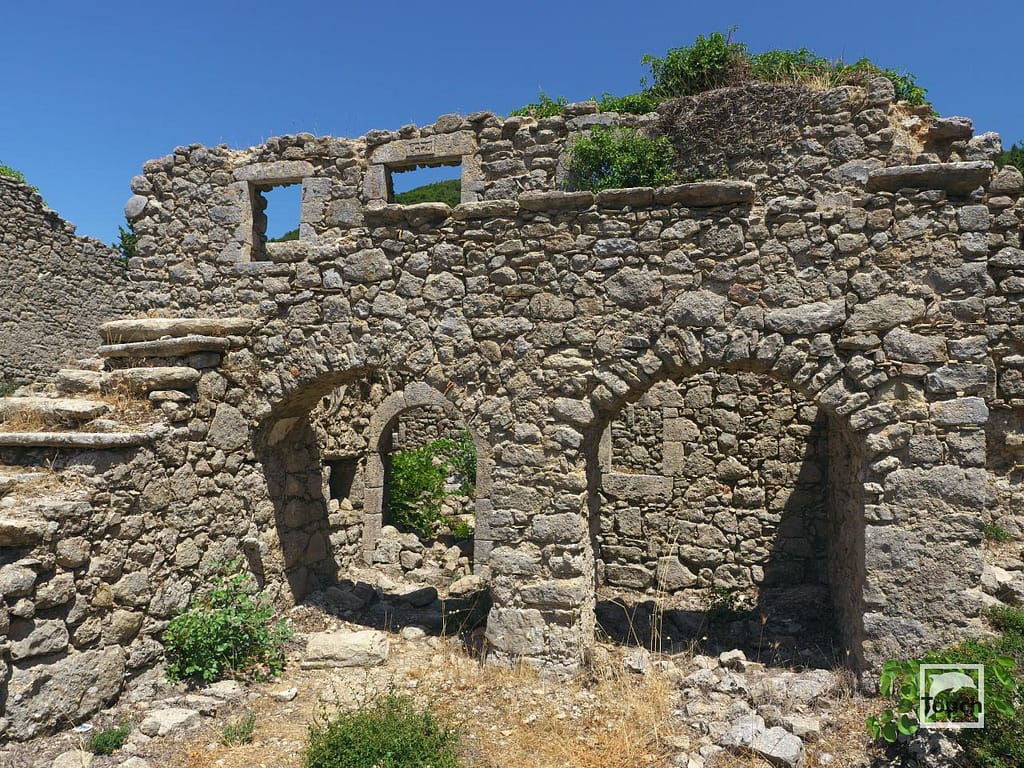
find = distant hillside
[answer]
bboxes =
[394,179,460,207]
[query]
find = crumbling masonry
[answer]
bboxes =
[1,76,1024,739]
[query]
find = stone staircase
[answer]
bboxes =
[0,316,252,450]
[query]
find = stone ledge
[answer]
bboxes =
[451,200,519,220]
[518,190,595,211]
[101,317,253,343]
[654,181,756,206]
[364,202,452,224]
[97,335,234,359]
[0,428,161,448]
[0,397,111,425]
[865,161,993,194]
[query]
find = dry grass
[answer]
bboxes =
[159,638,688,768]
[0,408,49,432]
[425,654,682,768]
[97,379,157,429]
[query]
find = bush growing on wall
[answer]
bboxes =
[565,127,676,192]
[510,29,928,117]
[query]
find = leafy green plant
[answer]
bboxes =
[565,126,676,192]
[867,606,1024,767]
[705,585,752,624]
[0,164,28,183]
[114,218,138,260]
[88,722,130,755]
[388,431,476,538]
[304,692,461,768]
[509,91,567,118]
[394,179,462,207]
[163,560,292,684]
[642,29,749,100]
[221,712,257,746]
[984,522,1013,543]
[998,143,1024,175]
[596,91,661,115]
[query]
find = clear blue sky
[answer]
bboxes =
[2,1,1022,245]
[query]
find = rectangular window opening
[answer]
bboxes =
[327,458,359,502]
[252,182,301,260]
[388,162,462,206]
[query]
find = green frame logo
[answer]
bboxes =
[918,663,985,729]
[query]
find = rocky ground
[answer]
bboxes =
[1,594,951,768]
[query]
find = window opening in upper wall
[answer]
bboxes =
[252,182,301,260]
[388,163,462,206]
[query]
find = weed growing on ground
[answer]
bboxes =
[221,713,257,746]
[304,691,461,768]
[88,722,130,755]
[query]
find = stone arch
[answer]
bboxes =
[577,320,985,670]
[361,382,494,571]
[587,361,865,667]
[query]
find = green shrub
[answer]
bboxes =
[998,143,1024,175]
[0,164,28,183]
[565,126,676,192]
[394,179,461,207]
[304,693,461,768]
[596,91,661,115]
[984,522,1013,543]
[221,712,257,746]
[388,431,476,538]
[867,605,1024,767]
[88,722,130,755]
[114,218,138,260]
[509,92,567,118]
[163,560,292,684]
[641,30,749,100]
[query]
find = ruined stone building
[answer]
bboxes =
[1,76,1023,739]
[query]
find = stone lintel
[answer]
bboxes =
[233,160,315,184]
[865,161,993,194]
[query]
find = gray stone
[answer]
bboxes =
[765,300,846,335]
[52,750,94,768]
[668,290,727,328]
[9,619,69,660]
[931,397,988,426]
[207,403,249,451]
[138,707,202,738]
[302,630,389,669]
[845,296,925,333]
[5,647,124,740]
[883,328,946,363]
[865,161,993,194]
[605,268,662,308]
[100,317,252,343]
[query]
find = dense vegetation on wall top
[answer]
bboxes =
[511,29,928,118]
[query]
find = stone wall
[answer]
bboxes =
[3,77,1024,738]
[597,373,828,597]
[0,176,128,384]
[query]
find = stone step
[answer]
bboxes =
[0,467,49,496]
[108,366,201,394]
[0,397,112,426]
[97,334,233,360]
[0,428,161,449]
[100,317,253,344]
[56,370,106,396]
[56,367,200,396]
